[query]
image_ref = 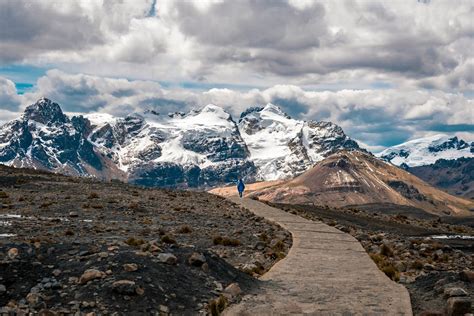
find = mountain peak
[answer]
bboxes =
[23,98,68,125]
[261,103,290,118]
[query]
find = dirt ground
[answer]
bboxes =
[0,166,291,315]
[269,201,474,315]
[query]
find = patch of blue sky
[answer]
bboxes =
[0,64,47,86]
[14,82,35,95]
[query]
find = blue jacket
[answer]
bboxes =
[237,180,245,192]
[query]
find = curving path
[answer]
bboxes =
[223,197,412,315]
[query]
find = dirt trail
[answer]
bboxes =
[223,197,413,315]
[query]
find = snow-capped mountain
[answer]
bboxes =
[239,104,360,180]
[0,98,105,176]
[0,98,360,187]
[378,134,473,167]
[85,104,256,187]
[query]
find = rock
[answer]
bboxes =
[26,292,41,305]
[98,252,108,258]
[214,281,224,291]
[223,283,241,299]
[0,284,6,295]
[7,248,18,260]
[159,305,170,314]
[460,270,474,283]
[69,211,78,218]
[136,286,145,295]
[111,280,137,295]
[123,263,138,272]
[241,263,257,273]
[157,253,177,265]
[446,297,471,316]
[52,269,62,277]
[78,269,105,284]
[188,252,206,267]
[149,244,162,253]
[201,262,210,273]
[423,263,435,271]
[443,287,468,299]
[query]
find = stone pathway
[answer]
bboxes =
[224,197,412,315]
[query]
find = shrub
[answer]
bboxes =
[64,229,74,236]
[0,191,9,199]
[369,253,399,281]
[271,240,286,252]
[380,244,394,257]
[161,234,176,244]
[209,295,228,316]
[40,202,53,208]
[177,225,192,234]
[410,260,423,270]
[213,235,241,247]
[88,192,99,199]
[125,237,145,246]
[382,265,400,281]
[259,232,269,243]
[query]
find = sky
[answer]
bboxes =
[0,0,472,151]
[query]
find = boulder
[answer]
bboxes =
[111,280,137,295]
[78,269,105,284]
[123,263,138,272]
[157,253,177,265]
[223,283,241,299]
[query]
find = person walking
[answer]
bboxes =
[237,178,245,198]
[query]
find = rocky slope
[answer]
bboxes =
[378,134,473,167]
[0,165,291,314]
[404,157,474,199]
[248,150,474,216]
[0,98,360,188]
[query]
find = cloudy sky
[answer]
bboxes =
[0,0,472,151]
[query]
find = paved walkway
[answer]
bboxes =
[223,197,412,315]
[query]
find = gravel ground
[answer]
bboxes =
[269,202,474,315]
[0,166,291,315]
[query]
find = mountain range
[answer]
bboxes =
[0,98,360,188]
[378,134,473,167]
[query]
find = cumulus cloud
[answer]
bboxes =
[13,71,471,148]
[0,0,473,91]
[0,77,21,111]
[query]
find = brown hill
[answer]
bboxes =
[249,150,473,216]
